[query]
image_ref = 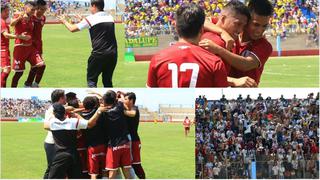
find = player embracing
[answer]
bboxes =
[124,92,146,179]
[24,0,47,87]
[10,1,45,87]
[1,3,30,87]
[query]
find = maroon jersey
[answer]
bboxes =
[147,42,228,87]
[13,14,34,46]
[229,38,272,85]
[32,15,45,42]
[1,19,9,50]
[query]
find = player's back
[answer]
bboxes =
[1,19,9,49]
[147,42,228,88]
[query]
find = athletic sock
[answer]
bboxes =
[11,72,23,87]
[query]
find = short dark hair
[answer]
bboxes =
[125,92,136,105]
[53,103,65,121]
[83,96,99,110]
[36,0,47,6]
[224,0,251,22]
[25,1,36,7]
[51,89,65,103]
[175,3,205,38]
[248,0,273,16]
[67,99,79,108]
[103,90,116,105]
[1,3,9,11]
[91,0,104,11]
[66,92,77,102]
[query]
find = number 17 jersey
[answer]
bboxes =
[147,42,228,87]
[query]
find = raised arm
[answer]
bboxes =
[58,15,80,33]
[199,39,260,71]
[10,12,24,27]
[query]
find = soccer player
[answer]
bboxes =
[147,3,228,87]
[10,1,45,87]
[124,92,146,179]
[183,116,191,137]
[25,0,47,87]
[58,0,118,88]
[1,3,30,87]
[44,103,108,179]
[200,0,273,86]
[102,90,133,179]
[199,0,256,87]
[81,96,107,179]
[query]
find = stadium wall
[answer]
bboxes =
[0,118,18,122]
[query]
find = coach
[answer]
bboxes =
[59,0,118,88]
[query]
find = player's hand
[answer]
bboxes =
[75,14,83,21]
[65,106,75,112]
[19,32,31,41]
[97,106,108,113]
[221,31,235,51]
[57,15,67,23]
[234,76,257,87]
[199,39,220,53]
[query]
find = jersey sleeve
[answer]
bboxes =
[76,118,89,129]
[76,17,90,31]
[251,40,273,68]
[147,56,158,87]
[212,60,229,87]
[1,20,8,33]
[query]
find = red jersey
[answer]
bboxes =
[1,19,9,50]
[229,38,272,85]
[13,14,34,45]
[32,15,45,43]
[147,42,228,88]
[201,32,231,73]
[183,118,191,128]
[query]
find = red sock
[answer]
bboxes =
[25,67,37,86]
[35,65,46,84]
[132,164,146,179]
[11,72,23,87]
[1,72,9,87]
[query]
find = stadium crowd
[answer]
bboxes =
[124,0,318,42]
[195,93,319,179]
[1,98,50,117]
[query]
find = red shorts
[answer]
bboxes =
[77,148,88,173]
[87,144,106,175]
[185,127,190,131]
[1,49,11,68]
[33,41,43,55]
[105,143,131,170]
[131,141,141,164]
[13,45,43,71]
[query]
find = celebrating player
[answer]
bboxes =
[10,1,45,87]
[124,92,146,179]
[147,3,228,87]
[1,3,30,87]
[200,0,273,86]
[58,0,118,88]
[24,0,47,87]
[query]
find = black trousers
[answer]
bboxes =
[48,150,81,179]
[87,53,117,88]
[43,143,56,179]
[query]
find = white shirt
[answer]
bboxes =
[44,106,54,144]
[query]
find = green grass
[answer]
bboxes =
[1,122,195,179]
[6,24,319,87]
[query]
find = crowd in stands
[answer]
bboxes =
[124,0,318,43]
[195,93,319,179]
[1,98,51,118]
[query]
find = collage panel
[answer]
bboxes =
[195,88,319,179]
[1,88,195,178]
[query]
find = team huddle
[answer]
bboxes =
[1,0,47,88]
[43,89,145,179]
[147,0,273,88]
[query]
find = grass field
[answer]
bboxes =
[1,122,195,179]
[6,24,319,87]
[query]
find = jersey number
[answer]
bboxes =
[168,63,200,88]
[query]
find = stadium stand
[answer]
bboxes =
[195,93,319,179]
